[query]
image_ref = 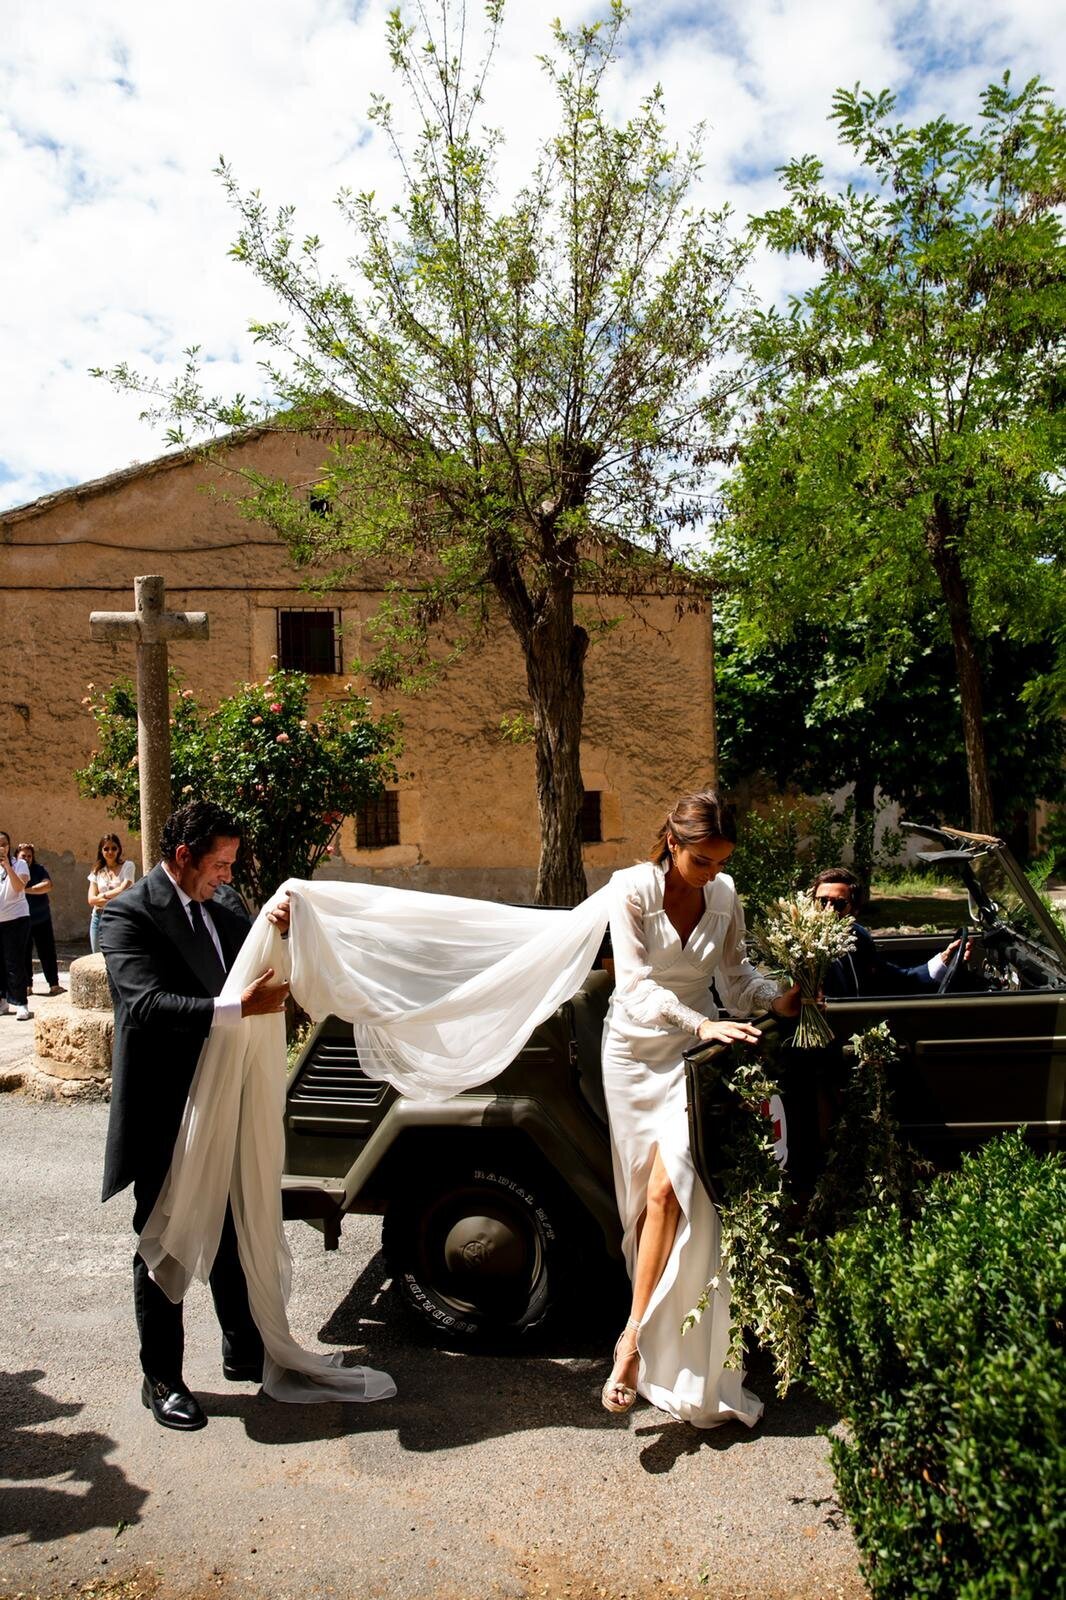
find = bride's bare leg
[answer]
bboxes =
[603,1147,681,1409]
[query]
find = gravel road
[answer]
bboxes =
[0,1093,866,1600]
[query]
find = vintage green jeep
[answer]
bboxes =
[282,823,1066,1346]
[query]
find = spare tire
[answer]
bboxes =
[382,1155,580,1346]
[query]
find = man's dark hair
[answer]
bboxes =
[160,801,242,866]
[810,865,866,911]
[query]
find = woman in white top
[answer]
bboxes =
[87,834,137,953]
[0,829,33,1019]
[600,791,799,1428]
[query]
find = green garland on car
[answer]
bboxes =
[683,1049,807,1396]
[685,1020,929,1397]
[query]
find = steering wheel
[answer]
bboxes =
[936,925,968,994]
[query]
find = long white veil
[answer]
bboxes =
[137,878,611,1403]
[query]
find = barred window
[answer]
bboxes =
[276,609,342,675]
[580,790,603,844]
[356,790,400,849]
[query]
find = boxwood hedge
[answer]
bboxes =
[807,1132,1065,1599]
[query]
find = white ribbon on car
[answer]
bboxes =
[137,878,611,1404]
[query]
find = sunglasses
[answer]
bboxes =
[813,893,852,911]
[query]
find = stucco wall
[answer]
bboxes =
[1,433,715,937]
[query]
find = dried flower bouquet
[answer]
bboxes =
[756,894,857,1047]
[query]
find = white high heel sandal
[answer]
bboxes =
[601,1317,641,1413]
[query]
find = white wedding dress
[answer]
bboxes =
[139,870,775,1420]
[604,862,778,1428]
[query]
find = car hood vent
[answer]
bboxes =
[291,1039,391,1107]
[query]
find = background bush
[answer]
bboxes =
[807,1133,1065,1599]
[731,796,903,921]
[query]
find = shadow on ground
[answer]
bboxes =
[634,1360,841,1476]
[198,1251,842,1469]
[0,1369,149,1544]
[193,1249,628,1452]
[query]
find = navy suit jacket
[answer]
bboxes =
[823,923,938,999]
[99,864,251,1202]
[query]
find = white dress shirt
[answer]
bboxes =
[162,863,242,1026]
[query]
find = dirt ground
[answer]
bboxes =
[0,1094,866,1600]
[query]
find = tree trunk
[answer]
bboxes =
[926,502,996,835]
[524,585,589,906]
[852,767,877,883]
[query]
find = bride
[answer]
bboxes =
[142,789,795,1424]
[599,791,798,1425]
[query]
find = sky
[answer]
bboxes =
[2,0,1063,514]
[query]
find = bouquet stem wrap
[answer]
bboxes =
[795,977,833,1048]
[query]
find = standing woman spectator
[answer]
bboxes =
[18,843,62,996]
[88,835,137,953]
[0,830,33,1020]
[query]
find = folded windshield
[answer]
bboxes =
[969,848,1066,971]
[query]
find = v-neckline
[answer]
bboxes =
[659,870,708,952]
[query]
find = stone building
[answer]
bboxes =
[1,430,717,938]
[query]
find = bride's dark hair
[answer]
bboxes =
[650,791,737,867]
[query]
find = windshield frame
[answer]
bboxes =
[901,822,1066,972]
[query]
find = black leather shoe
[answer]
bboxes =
[222,1357,264,1383]
[141,1376,207,1431]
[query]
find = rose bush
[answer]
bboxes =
[76,670,402,905]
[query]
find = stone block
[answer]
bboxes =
[32,1051,107,1082]
[23,1061,111,1103]
[34,1005,114,1073]
[69,954,112,1012]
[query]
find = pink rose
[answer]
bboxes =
[269,702,283,713]
[276,732,290,744]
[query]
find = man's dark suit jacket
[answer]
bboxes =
[823,923,938,999]
[100,864,251,1203]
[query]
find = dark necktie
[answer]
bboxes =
[189,900,226,981]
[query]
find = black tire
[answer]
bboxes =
[382,1155,580,1347]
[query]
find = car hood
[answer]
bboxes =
[901,821,1066,975]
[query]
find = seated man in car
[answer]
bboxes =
[811,867,971,997]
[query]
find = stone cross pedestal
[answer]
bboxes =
[90,575,208,870]
[22,956,114,1102]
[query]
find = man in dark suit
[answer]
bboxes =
[100,800,290,1432]
[811,867,969,997]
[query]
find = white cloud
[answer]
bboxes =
[2,0,1063,510]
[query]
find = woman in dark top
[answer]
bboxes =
[18,843,61,995]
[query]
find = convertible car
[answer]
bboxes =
[281,822,1066,1344]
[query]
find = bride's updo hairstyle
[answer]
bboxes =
[650,791,737,867]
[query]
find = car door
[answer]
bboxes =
[825,988,1066,1162]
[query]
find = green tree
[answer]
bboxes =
[75,670,401,906]
[715,598,1066,864]
[96,2,746,904]
[715,75,1066,834]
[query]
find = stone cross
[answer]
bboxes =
[90,575,209,871]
